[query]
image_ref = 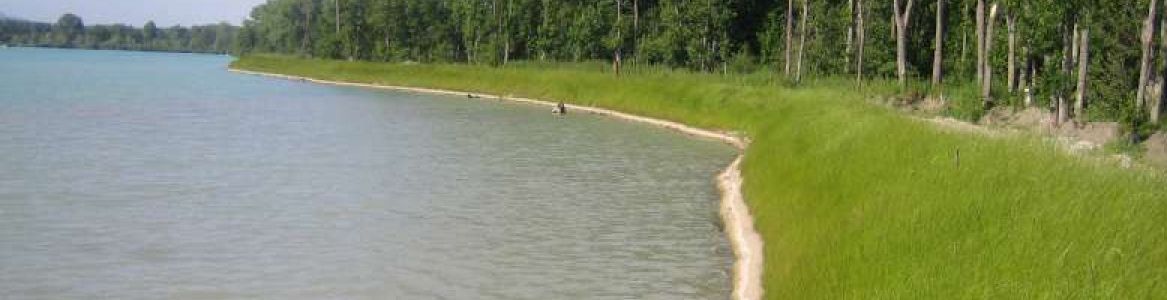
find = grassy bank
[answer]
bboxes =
[232,55,1166,298]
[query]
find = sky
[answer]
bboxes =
[0,0,269,27]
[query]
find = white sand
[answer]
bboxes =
[229,68,764,300]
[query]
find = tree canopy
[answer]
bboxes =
[0,14,238,54]
[234,0,1159,126]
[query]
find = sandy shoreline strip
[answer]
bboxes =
[228,68,764,300]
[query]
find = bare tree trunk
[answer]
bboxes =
[634,0,639,35]
[784,0,794,77]
[1007,13,1017,93]
[335,0,340,34]
[1057,26,1073,126]
[1075,29,1089,120]
[492,0,499,65]
[796,0,808,83]
[1071,23,1079,64]
[982,4,998,108]
[633,0,639,60]
[976,0,985,81]
[894,0,915,88]
[933,0,945,87]
[504,0,513,65]
[1023,46,1032,107]
[960,26,967,68]
[856,0,865,84]
[1138,0,1160,112]
[846,0,854,74]
[891,9,897,41]
[959,1,968,68]
[614,0,622,76]
[302,1,313,55]
[1157,4,1167,124]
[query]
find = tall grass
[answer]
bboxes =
[232,55,1167,299]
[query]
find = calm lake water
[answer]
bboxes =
[0,48,736,299]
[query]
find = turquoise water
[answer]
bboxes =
[0,48,737,299]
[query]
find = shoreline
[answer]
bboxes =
[228,67,764,300]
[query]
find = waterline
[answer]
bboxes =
[228,67,764,300]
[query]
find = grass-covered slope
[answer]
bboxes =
[232,55,1166,298]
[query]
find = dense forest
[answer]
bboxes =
[233,0,1167,134]
[0,13,238,54]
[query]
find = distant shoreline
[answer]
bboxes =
[1,45,230,56]
[228,67,765,300]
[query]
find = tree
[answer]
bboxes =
[1006,11,1016,92]
[976,0,984,81]
[981,3,997,108]
[784,0,794,77]
[1138,0,1159,114]
[893,0,915,87]
[1075,28,1089,119]
[143,20,158,42]
[1158,1,1167,124]
[855,0,865,84]
[613,0,624,76]
[54,13,84,47]
[932,0,945,87]
[795,0,807,83]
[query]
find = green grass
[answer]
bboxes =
[231,55,1167,299]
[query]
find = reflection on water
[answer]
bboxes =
[0,48,736,299]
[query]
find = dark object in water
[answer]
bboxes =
[553,102,567,115]
[467,94,479,99]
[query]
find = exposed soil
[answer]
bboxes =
[894,98,1159,168]
[1145,133,1167,167]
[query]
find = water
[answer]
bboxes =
[0,48,736,299]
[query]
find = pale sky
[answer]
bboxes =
[0,0,269,27]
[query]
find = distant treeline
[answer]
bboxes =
[0,14,238,54]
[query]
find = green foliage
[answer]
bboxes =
[0,14,237,53]
[944,81,988,121]
[233,55,1167,299]
[727,47,758,74]
[53,13,84,46]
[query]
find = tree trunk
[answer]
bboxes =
[1138,0,1160,112]
[633,0,639,58]
[959,1,968,68]
[302,3,312,55]
[856,0,865,84]
[614,0,622,76]
[1057,26,1073,126]
[894,0,914,88]
[335,0,340,34]
[932,0,945,87]
[492,0,499,65]
[891,9,897,41]
[846,0,854,73]
[1075,29,1089,120]
[1062,25,1073,75]
[785,0,794,77]
[961,26,967,68]
[504,0,512,65]
[633,0,639,35]
[1157,4,1167,124]
[1071,23,1079,64]
[975,0,985,81]
[1007,13,1017,93]
[796,0,808,83]
[1022,46,1032,107]
[982,4,998,108]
